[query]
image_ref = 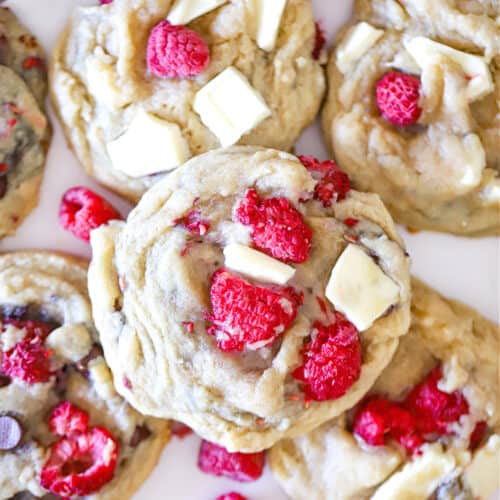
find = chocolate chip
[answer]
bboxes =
[129,425,151,447]
[9,492,59,500]
[0,415,22,450]
[75,344,104,377]
[0,374,11,388]
[0,176,7,199]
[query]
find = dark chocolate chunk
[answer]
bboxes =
[0,374,11,388]
[75,344,104,377]
[0,175,6,199]
[129,425,152,447]
[0,415,22,450]
[9,492,59,500]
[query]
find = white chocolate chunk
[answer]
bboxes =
[167,0,228,25]
[107,109,190,178]
[193,66,271,147]
[371,445,456,500]
[464,435,500,500]
[88,356,116,399]
[480,179,500,204]
[251,0,287,52]
[325,244,399,331]
[459,134,486,187]
[223,244,295,285]
[46,325,93,363]
[404,37,494,101]
[336,22,384,74]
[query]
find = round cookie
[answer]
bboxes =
[0,8,51,239]
[322,11,500,236]
[270,278,499,500]
[50,0,326,202]
[88,146,411,452]
[0,252,169,499]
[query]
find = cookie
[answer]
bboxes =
[88,146,411,452]
[0,8,51,239]
[270,278,499,500]
[50,0,326,202]
[0,252,169,499]
[322,6,500,236]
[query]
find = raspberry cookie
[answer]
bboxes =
[0,8,51,239]
[322,5,500,236]
[50,0,325,202]
[88,147,411,452]
[270,279,499,500]
[0,252,169,499]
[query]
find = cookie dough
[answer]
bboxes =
[0,252,169,500]
[50,0,325,202]
[270,278,499,500]
[88,146,411,452]
[322,5,500,236]
[0,8,51,239]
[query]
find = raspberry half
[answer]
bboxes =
[59,187,121,242]
[298,156,351,207]
[236,189,312,263]
[147,20,210,78]
[376,71,422,127]
[49,401,90,437]
[198,440,265,482]
[207,270,302,352]
[404,366,469,436]
[216,493,248,500]
[293,315,361,401]
[40,427,119,497]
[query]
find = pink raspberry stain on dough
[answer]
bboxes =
[354,366,485,454]
[293,314,362,402]
[298,155,351,207]
[198,440,265,482]
[376,71,422,127]
[312,22,326,60]
[236,189,313,264]
[207,270,303,352]
[41,401,120,497]
[147,20,210,78]
[174,209,211,236]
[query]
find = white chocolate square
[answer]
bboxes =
[252,0,287,52]
[167,0,228,25]
[107,109,190,178]
[193,66,271,147]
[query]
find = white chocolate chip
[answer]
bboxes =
[193,67,271,147]
[167,0,228,25]
[325,244,399,331]
[46,324,93,363]
[107,109,190,178]
[224,244,295,285]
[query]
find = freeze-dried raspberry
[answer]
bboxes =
[59,187,121,242]
[1,320,53,385]
[353,396,423,454]
[236,189,312,263]
[22,56,44,69]
[198,440,265,482]
[312,22,326,60]
[49,401,90,437]
[469,421,487,450]
[216,493,247,500]
[147,20,209,78]
[100,0,113,3]
[299,156,351,207]
[207,270,302,352]
[404,367,469,436]
[170,421,193,438]
[174,210,210,236]
[376,71,422,127]
[40,427,119,497]
[293,315,361,401]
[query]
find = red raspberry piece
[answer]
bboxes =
[170,421,193,438]
[1,320,54,384]
[312,22,326,60]
[298,156,351,207]
[376,71,422,127]
[404,367,469,436]
[174,210,210,236]
[59,187,121,242]
[293,315,361,401]
[48,401,90,437]
[217,493,248,500]
[40,427,119,497]
[22,57,44,69]
[236,189,312,263]
[469,421,487,450]
[207,270,302,352]
[353,397,423,454]
[198,440,265,482]
[100,0,113,3]
[147,20,210,79]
